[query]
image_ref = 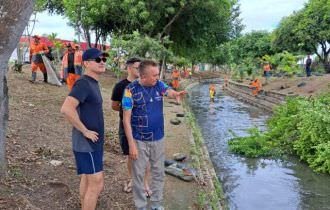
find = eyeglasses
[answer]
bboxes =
[89,57,107,63]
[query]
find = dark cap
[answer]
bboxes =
[82,48,109,61]
[32,35,40,40]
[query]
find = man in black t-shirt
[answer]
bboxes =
[305,54,312,77]
[111,57,151,195]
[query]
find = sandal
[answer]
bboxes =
[123,179,132,193]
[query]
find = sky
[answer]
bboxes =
[240,0,308,33]
[30,0,308,41]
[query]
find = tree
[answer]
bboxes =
[37,0,232,62]
[48,32,64,63]
[228,0,244,39]
[168,0,231,62]
[0,0,35,176]
[229,31,274,64]
[273,0,330,72]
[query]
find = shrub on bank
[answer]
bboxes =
[228,93,330,174]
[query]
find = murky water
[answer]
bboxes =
[187,84,330,210]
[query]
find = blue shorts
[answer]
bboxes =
[73,150,103,175]
[264,71,271,78]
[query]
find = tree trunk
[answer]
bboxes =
[0,0,35,176]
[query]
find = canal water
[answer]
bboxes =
[187,83,330,210]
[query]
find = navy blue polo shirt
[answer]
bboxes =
[69,75,104,152]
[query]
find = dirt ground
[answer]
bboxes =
[194,70,330,97]
[261,75,330,96]
[0,65,198,209]
[240,74,330,96]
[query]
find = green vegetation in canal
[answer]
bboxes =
[228,93,330,174]
[228,128,282,158]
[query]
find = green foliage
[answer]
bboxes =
[228,0,245,39]
[273,0,330,72]
[291,95,330,173]
[228,94,330,174]
[262,51,301,75]
[47,33,64,63]
[38,0,232,62]
[169,56,190,68]
[110,32,173,61]
[35,0,65,13]
[169,0,232,61]
[229,31,274,64]
[228,128,281,158]
[107,32,174,77]
[196,191,208,208]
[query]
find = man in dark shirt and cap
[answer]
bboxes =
[61,48,108,210]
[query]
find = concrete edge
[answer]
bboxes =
[181,80,226,210]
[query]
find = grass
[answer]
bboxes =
[183,102,226,210]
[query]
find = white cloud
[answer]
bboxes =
[27,11,76,41]
[240,0,308,33]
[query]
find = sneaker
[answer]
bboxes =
[151,206,164,210]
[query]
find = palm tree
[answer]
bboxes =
[48,32,63,63]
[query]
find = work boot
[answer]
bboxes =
[29,72,36,83]
[43,73,48,83]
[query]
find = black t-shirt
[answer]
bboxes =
[111,79,131,121]
[306,58,312,68]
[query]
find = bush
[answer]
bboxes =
[228,128,282,158]
[262,51,301,75]
[228,93,330,174]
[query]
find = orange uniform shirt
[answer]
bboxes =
[30,42,48,55]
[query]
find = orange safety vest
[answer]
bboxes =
[250,79,262,96]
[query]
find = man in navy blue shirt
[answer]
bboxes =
[122,59,186,210]
[61,48,108,210]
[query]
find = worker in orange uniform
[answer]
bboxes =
[60,43,83,90]
[209,84,216,102]
[171,68,180,90]
[249,78,262,96]
[29,35,49,83]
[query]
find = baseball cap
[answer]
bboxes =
[82,48,109,61]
